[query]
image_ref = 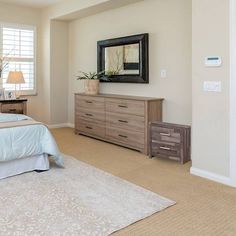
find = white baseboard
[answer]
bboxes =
[48,123,74,129]
[190,167,232,187]
[67,123,75,128]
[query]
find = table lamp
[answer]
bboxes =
[7,71,25,99]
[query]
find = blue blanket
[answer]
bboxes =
[0,113,64,166]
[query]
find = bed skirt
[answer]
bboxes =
[0,154,49,180]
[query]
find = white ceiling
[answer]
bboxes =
[0,0,62,8]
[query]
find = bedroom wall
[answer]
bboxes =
[191,0,230,178]
[68,0,192,126]
[0,2,47,122]
[42,0,143,125]
[46,0,143,20]
[50,20,69,125]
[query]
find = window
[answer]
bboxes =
[0,23,36,95]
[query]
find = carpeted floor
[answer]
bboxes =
[0,155,174,235]
[52,128,236,236]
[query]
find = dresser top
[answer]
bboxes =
[151,121,191,129]
[0,99,27,103]
[75,93,164,101]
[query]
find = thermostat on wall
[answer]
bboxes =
[205,56,222,67]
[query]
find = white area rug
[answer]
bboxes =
[0,155,175,236]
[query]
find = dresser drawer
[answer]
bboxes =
[151,126,181,144]
[77,120,105,138]
[106,127,144,149]
[75,95,105,111]
[106,112,144,133]
[76,108,105,123]
[106,98,145,116]
[1,103,24,114]
[151,140,181,159]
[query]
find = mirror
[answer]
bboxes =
[105,43,140,76]
[97,33,149,83]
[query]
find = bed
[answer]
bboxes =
[0,113,64,179]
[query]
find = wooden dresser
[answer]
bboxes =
[149,122,191,164]
[0,99,27,115]
[75,93,164,155]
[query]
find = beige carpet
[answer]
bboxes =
[52,128,236,236]
[0,155,174,236]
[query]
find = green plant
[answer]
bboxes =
[76,71,105,80]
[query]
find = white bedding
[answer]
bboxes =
[0,154,49,179]
[0,113,64,167]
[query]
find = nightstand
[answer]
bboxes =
[149,121,191,164]
[0,99,27,115]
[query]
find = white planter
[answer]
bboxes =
[84,80,100,95]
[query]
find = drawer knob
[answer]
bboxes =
[118,105,128,108]
[118,134,128,138]
[86,101,93,104]
[118,120,128,123]
[160,132,171,137]
[9,109,17,112]
[85,113,93,117]
[160,146,171,151]
[85,126,93,130]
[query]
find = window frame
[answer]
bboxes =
[0,22,37,96]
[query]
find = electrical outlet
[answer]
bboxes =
[161,69,167,78]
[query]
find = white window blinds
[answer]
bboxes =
[0,24,36,95]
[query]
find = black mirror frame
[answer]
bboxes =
[97,33,149,83]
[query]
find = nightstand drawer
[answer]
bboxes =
[1,103,24,114]
[151,126,181,143]
[151,141,181,159]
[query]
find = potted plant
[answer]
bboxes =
[76,71,104,95]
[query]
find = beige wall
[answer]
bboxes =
[39,8,70,125]
[40,16,51,123]
[68,0,192,125]
[42,0,143,125]
[0,0,144,125]
[46,0,143,20]
[50,20,69,124]
[0,0,232,182]
[192,0,230,176]
[0,2,47,122]
[0,2,70,125]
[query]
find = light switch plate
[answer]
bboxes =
[205,56,222,67]
[203,81,222,92]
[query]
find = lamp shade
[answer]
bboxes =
[7,71,25,84]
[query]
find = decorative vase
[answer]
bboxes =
[84,80,100,95]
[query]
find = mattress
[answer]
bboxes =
[0,113,64,166]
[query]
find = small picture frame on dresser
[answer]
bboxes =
[4,90,16,100]
[0,89,5,100]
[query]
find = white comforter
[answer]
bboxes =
[0,113,64,166]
